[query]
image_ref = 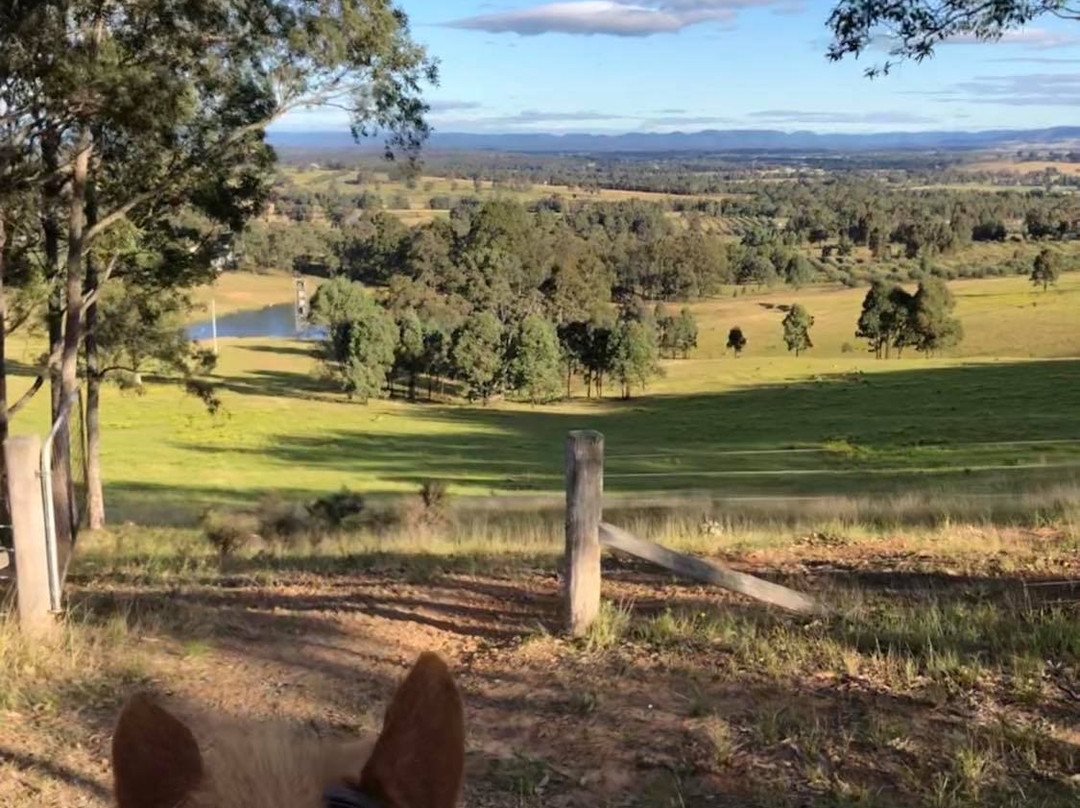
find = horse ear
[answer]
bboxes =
[113,694,204,808]
[359,653,465,808]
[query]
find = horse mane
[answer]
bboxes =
[186,724,374,808]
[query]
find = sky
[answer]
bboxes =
[275,0,1080,135]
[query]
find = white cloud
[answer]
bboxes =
[641,114,736,126]
[748,109,938,124]
[428,100,485,112]
[433,108,633,130]
[444,0,789,37]
[943,28,1079,50]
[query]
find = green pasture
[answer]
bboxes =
[8,273,1080,525]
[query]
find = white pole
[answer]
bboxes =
[211,298,218,355]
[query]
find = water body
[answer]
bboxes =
[187,303,326,341]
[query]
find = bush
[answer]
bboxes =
[841,341,855,353]
[401,480,452,533]
[201,509,257,558]
[308,487,366,530]
[256,494,312,546]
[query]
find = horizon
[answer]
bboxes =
[272,123,1080,138]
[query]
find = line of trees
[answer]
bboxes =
[310,278,700,403]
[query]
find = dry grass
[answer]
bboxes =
[964,160,1080,177]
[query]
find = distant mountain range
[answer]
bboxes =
[268,126,1080,154]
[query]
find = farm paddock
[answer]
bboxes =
[3,522,1079,808]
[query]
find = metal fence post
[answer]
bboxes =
[4,435,54,636]
[564,430,604,637]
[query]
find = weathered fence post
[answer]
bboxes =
[4,435,55,636]
[564,430,604,636]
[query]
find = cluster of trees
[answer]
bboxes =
[855,278,964,358]
[0,0,434,528]
[310,277,700,403]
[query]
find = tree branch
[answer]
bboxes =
[7,374,44,418]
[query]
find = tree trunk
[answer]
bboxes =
[42,131,64,420]
[60,132,91,403]
[84,181,105,529]
[0,215,8,518]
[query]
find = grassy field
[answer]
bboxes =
[5,272,1079,525]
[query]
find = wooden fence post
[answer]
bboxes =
[5,435,55,636]
[564,430,604,636]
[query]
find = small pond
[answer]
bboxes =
[187,303,326,341]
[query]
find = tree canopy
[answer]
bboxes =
[825,0,1077,75]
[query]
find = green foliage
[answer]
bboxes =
[659,305,699,359]
[310,275,368,329]
[393,308,426,399]
[825,0,1066,74]
[911,278,965,355]
[856,280,912,359]
[784,254,815,287]
[737,252,780,286]
[1025,208,1067,241]
[337,213,409,284]
[674,308,699,359]
[321,292,398,401]
[782,304,815,357]
[508,314,563,404]
[727,326,747,356]
[857,278,965,358]
[1031,248,1060,291]
[452,310,504,403]
[307,488,367,530]
[610,318,661,399]
[201,509,256,558]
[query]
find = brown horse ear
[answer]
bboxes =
[113,694,204,808]
[359,653,465,808]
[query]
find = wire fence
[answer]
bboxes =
[41,391,87,611]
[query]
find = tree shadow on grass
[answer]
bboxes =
[241,343,320,358]
[0,747,113,803]
[187,358,1080,493]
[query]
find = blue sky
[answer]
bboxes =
[277,0,1080,134]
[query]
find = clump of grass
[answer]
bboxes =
[200,508,257,558]
[701,715,737,768]
[256,493,313,547]
[0,612,146,715]
[401,480,452,534]
[583,600,631,653]
[950,737,998,802]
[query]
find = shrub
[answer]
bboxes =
[256,494,312,546]
[402,480,452,533]
[308,488,366,530]
[201,509,257,558]
[841,341,855,353]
